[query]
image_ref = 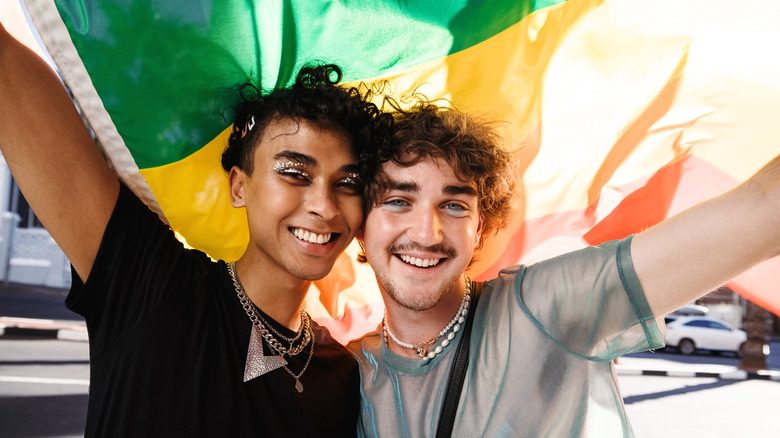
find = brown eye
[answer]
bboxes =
[276,166,311,182]
[337,176,361,194]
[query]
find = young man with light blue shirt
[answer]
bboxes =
[350,102,780,437]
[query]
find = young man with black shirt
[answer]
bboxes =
[0,21,391,437]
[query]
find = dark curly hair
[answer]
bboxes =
[357,100,516,263]
[221,64,393,186]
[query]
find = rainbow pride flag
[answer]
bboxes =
[17,0,780,342]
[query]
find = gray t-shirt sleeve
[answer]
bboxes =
[513,235,663,360]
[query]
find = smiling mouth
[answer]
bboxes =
[398,254,443,268]
[291,228,335,245]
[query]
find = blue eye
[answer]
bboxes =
[444,202,469,216]
[383,199,409,210]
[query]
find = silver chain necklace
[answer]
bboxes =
[227,261,314,392]
[259,304,309,349]
[383,276,472,359]
[282,336,314,393]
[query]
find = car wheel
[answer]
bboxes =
[678,338,695,355]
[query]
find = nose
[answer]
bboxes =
[407,206,443,247]
[305,181,339,220]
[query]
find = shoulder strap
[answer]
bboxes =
[435,280,483,438]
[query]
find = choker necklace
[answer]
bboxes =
[383,276,471,359]
[227,262,313,392]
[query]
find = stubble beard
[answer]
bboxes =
[377,271,461,312]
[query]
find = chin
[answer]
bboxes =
[292,265,335,282]
[381,279,450,312]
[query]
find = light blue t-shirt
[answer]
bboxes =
[349,236,664,437]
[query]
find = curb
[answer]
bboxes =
[0,317,88,342]
[616,367,780,381]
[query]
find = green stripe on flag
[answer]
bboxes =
[54,0,564,168]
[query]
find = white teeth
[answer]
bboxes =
[399,254,441,267]
[292,228,332,244]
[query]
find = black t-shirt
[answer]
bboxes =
[67,184,359,437]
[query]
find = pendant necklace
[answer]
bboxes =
[384,276,472,360]
[227,262,313,392]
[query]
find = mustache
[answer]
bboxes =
[387,242,457,259]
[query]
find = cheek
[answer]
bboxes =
[468,223,481,246]
[362,212,385,244]
[246,181,299,215]
[448,219,481,248]
[339,197,364,228]
[364,210,398,234]
[362,211,402,254]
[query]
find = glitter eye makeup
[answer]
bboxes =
[273,160,310,181]
[338,172,362,193]
[343,172,360,184]
[272,160,308,172]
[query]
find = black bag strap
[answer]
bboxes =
[435,280,483,438]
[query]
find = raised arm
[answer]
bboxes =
[631,154,780,317]
[0,21,119,281]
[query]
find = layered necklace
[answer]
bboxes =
[227,262,314,393]
[383,276,471,360]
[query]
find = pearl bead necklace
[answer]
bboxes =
[383,277,472,360]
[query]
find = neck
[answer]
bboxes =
[233,257,310,330]
[383,276,468,359]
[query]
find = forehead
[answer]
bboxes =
[257,118,356,163]
[380,156,475,195]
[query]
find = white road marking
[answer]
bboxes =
[0,375,89,385]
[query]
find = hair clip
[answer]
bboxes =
[241,115,256,140]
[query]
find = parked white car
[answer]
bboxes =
[665,316,747,356]
[663,303,709,325]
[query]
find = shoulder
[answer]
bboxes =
[515,237,632,285]
[346,328,382,359]
[311,321,365,364]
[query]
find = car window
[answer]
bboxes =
[685,320,709,327]
[708,321,729,330]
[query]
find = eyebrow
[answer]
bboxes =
[273,151,317,167]
[386,180,420,193]
[385,178,476,196]
[444,185,477,197]
[342,163,361,174]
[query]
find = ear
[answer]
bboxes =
[228,166,247,208]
